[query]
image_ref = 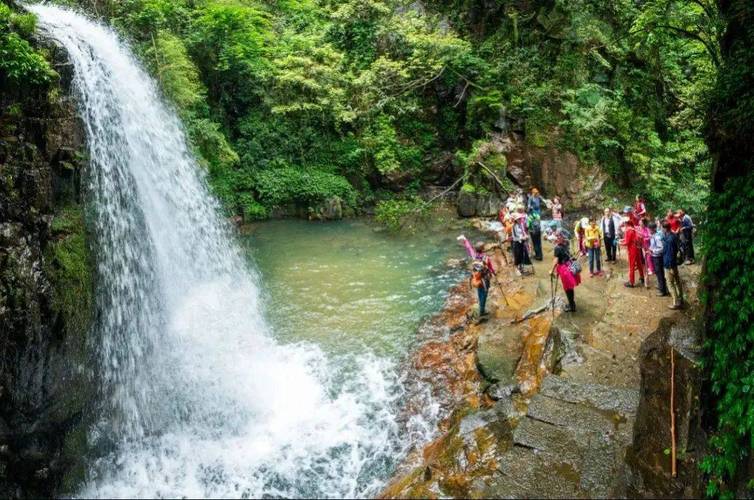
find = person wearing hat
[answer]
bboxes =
[574,217,588,257]
[623,206,638,226]
[550,230,580,312]
[458,235,496,317]
[512,210,531,275]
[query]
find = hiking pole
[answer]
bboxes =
[550,273,556,321]
[525,238,536,275]
[492,273,511,307]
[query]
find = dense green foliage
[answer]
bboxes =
[0,2,55,86]
[701,1,754,496]
[44,206,94,337]
[59,0,715,219]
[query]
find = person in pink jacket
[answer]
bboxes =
[639,218,654,276]
[458,235,496,316]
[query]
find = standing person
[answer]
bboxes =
[550,231,580,312]
[621,219,645,288]
[550,196,563,228]
[662,221,685,309]
[512,211,531,275]
[458,236,496,316]
[585,217,603,276]
[666,209,681,234]
[528,211,543,261]
[600,208,618,262]
[678,209,695,264]
[639,218,654,276]
[634,195,647,219]
[624,206,638,226]
[527,188,543,215]
[649,222,669,297]
[666,209,682,262]
[574,217,588,257]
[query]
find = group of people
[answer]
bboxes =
[494,188,564,276]
[460,189,696,318]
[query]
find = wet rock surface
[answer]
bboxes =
[384,229,702,498]
[1,36,92,496]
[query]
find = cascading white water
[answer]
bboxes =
[29,5,420,497]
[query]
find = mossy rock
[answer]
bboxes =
[43,204,93,339]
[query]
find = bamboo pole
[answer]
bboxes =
[670,347,677,478]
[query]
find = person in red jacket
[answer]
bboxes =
[665,209,681,234]
[634,195,647,219]
[621,219,645,288]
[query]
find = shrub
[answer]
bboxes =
[374,197,429,231]
[253,167,357,209]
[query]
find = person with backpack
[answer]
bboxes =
[550,231,580,312]
[528,211,543,261]
[649,222,669,297]
[620,219,645,288]
[512,210,531,275]
[677,209,695,264]
[458,235,496,317]
[661,221,685,309]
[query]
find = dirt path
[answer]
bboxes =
[383,237,700,498]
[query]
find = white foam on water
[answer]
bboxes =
[28,5,427,497]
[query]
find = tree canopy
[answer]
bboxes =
[50,0,716,219]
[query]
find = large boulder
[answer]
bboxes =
[457,190,478,217]
[624,317,706,498]
[456,191,503,218]
[494,131,608,211]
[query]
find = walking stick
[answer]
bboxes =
[550,273,556,320]
[670,347,677,477]
[493,273,511,307]
[525,238,536,275]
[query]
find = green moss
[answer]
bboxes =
[461,183,476,193]
[59,425,89,494]
[44,205,93,338]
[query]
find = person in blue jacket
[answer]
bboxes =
[662,221,685,310]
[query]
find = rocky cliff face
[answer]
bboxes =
[452,130,609,218]
[0,37,93,496]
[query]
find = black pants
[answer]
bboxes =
[652,255,668,294]
[532,231,543,260]
[565,289,576,311]
[681,228,694,261]
[604,236,616,261]
[513,241,531,266]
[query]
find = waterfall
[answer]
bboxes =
[29,5,407,497]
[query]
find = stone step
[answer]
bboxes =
[483,446,587,498]
[539,374,640,415]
